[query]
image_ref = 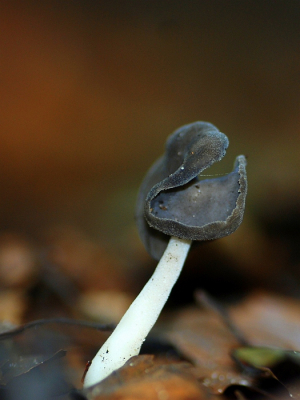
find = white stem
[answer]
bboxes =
[83,236,191,387]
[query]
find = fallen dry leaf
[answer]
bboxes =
[230,292,300,349]
[83,354,209,400]
[162,306,254,394]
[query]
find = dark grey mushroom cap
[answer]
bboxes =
[136,122,247,260]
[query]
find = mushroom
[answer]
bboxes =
[83,121,247,387]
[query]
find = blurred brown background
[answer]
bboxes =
[0,1,299,274]
[1,5,300,397]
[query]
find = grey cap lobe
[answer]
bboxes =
[136,122,247,260]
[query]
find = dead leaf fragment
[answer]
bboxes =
[84,355,208,400]
[230,292,300,349]
[163,307,254,394]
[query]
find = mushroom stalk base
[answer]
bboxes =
[83,236,191,387]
